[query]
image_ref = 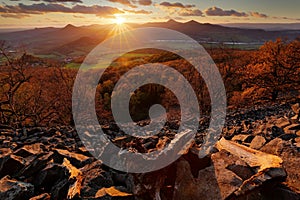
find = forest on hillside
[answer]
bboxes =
[0,38,299,128]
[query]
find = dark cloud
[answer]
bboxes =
[205,6,248,17]
[107,0,137,8]
[159,2,195,9]
[179,9,203,17]
[157,2,201,17]
[124,9,152,14]
[0,3,124,17]
[136,0,152,6]
[249,12,268,18]
[18,3,72,13]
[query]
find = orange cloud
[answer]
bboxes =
[249,12,268,18]
[108,0,137,8]
[124,9,152,14]
[178,9,203,17]
[137,0,152,6]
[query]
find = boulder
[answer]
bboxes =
[17,152,54,179]
[216,138,286,197]
[174,163,221,200]
[95,186,133,199]
[217,138,284,172]
[50,179,69,200]
[279,134,297,141]
[173,154,243,200]
[29,193,50,200]
[14,143,45,158]
[80,161,114,198]
[173,143,271,200]
[53,148,92,168]
[275,117,291,129]
[0,148,12,156]
[283,124,300,134]
[253,124,267,136]
[249,135,266,149]
[271,125,285,137]
[260,138,285,155]
[276,143,300,195]
[211,151,245,199]
[231,134,254,144]
[34,163,69,192]
[290,115,299,123]
[262,140,300,198]
[213,150,254,181]
[0,155,26,178]
[291,103,300,114]
[127,168,169,199]
[0,175,34,200]
[62,158,83,199]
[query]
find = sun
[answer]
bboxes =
[114,16,126,25]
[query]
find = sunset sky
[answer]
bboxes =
[0,0,299,28]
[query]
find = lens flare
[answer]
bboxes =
[115,16,126,25]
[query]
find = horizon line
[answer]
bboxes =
[1,19,300,30]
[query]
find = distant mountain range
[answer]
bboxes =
[0,20,299,58]
[221,23,300,31]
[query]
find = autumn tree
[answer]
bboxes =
[0,41,32,127]
[0,41,76,128]
[247,38,300,101]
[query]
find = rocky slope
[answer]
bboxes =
[0,103,299,200]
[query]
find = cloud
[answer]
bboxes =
[73,14,85,18]
[1,13,30,18]
[40,0,83,2]
[0,3,124,17]
[205,7,269,19]
[136,0,152,6]
[178,9,203,17]
[249,12,268,18]
[157,1,198,17]
[18,3,72,13]
[205,6,248,17]
[159,2,195,9]
[124,9,152,14]
[107,0,137,8]
[272,16,300,21]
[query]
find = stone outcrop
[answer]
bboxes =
[0,103,299,199]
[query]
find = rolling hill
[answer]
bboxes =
[0,20,299,58]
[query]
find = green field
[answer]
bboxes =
[65,63,82,69]
[64,52,153,69]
